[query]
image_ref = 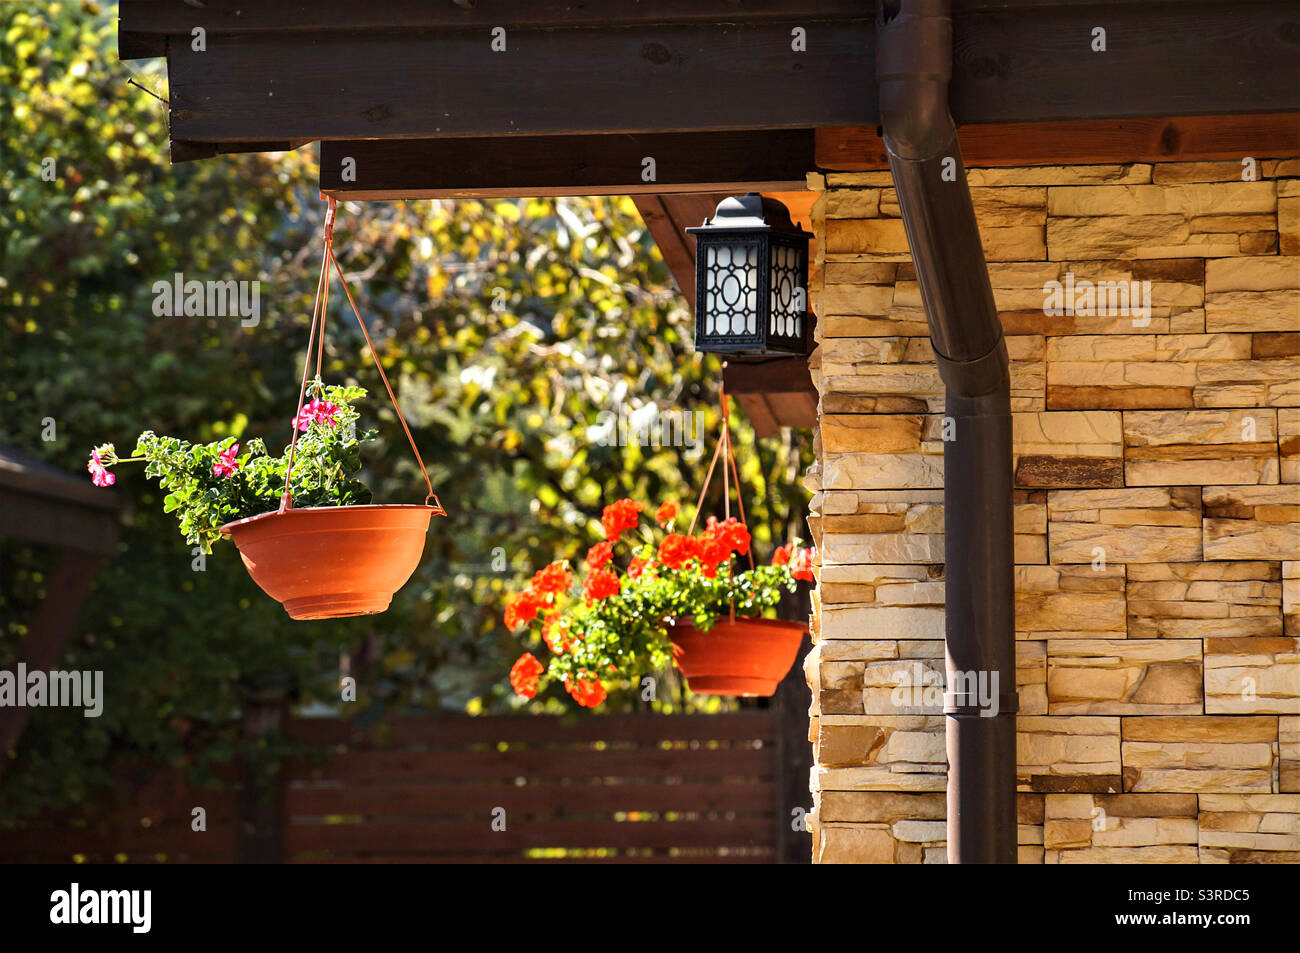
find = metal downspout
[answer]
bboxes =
[876,0,1018,863]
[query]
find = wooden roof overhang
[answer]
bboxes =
[0,446,127,768]
[117,0,1300,433]
[120,0,1297,165]
[0,445,125,557]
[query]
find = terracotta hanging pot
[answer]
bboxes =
[669,616,808,696]
[221,504,440,620]
[219,197,447,621]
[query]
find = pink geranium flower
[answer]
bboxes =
[212,443,241,478]
[292,398,341,432]
[87,451,115,487]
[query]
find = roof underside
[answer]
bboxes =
[114,0,1299,432]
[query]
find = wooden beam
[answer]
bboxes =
[319,115,1300,198]
[165,21,874,146]
[724,358,815,397]
[736,394,781,438]
[314,114,1300,197]
[773,391,819,429]
[635,195,701,306]
[125,1,1298,156]
[725,358,817,432]
[238,686,289,865]
[773,584,813,863]
[119,0,869,56]
[0,488,122,556]
[125,0,1243,43]
[817,113,1300,171]
[321,131,813,200]
[172,139,312,164]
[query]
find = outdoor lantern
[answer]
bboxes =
[686,193,813,356]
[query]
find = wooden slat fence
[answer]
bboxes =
[0,764,243,863]
[284,713,779,863]
[0,712,796,864]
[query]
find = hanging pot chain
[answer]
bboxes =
[280,197,445,517]
[688,379,756,572]
[687,376,759,623]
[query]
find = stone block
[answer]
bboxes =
[1014,411,1124,488]
[1126,561,1283,639]
[815,715,946,792]
[1121,716,1276,793]
[1018,716,1123,793]
[1197,794,1300,862]
[1204,637,1300,714]
[1044,792,1198,863]
[1123,409,1279,485]
[1202,484,1300,560]
[1047,639,1203,715]
[1047,487,1203,563]
[1016,565,1127,639]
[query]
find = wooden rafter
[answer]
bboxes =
[320,131,813,200]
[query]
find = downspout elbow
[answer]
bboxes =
[876,0,1007,396]
[876,0,956,161]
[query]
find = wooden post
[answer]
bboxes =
[237,684,288,864]
[0,549,104,778]
[772,581,814,863]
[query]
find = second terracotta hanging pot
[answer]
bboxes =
[668,616,808,697]
[221,504,438,620]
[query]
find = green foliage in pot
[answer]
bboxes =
[89,381,375,551]
[504,498,815,708]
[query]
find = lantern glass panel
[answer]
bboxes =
[769,242,805,340]
[703,241,759,338]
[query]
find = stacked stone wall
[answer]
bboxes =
[804,159,1300,863]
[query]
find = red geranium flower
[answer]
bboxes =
[696,530,730,567]
[772,542,794,566]
[509,653,544,699]
[585,541,614,570]
[657,533,699,570]
[655,501,678,525]
[790,546,816,582]
[600,498,642,541]
[565,674,607,709]
[704,515,751,557]
[627,556,648,579]
[504,589,545,630]
[531,561,572,596]
[583,567,620,603]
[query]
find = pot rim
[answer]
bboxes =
[219,503,442,536]
[668,616,809,635]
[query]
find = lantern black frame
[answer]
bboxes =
[686,193,813,357]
